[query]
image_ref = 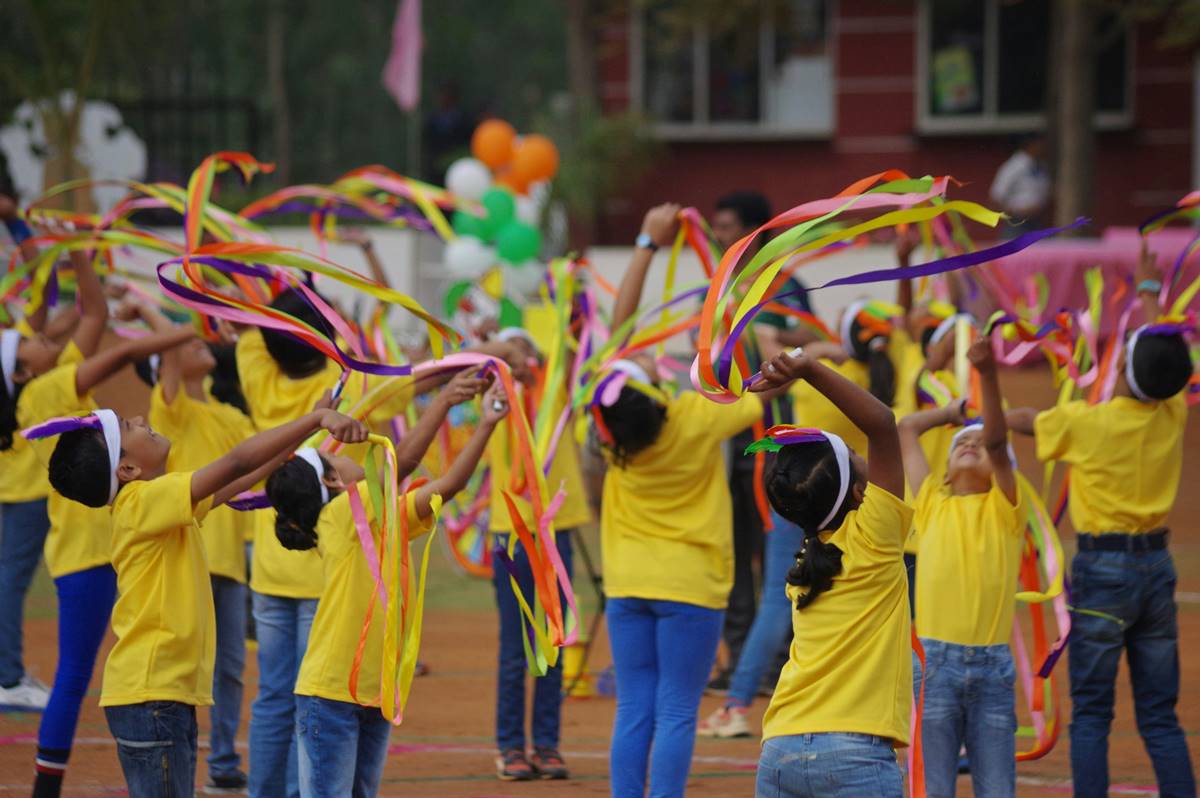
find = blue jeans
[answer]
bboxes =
[105,701,198,797]
[756,733,903,798]
[208,576,246,779]
[913,639,1015,798]
[727,514,802,707]
[1068,548,1196,798]
[249,592,318,798]
[607,597,723,798]
[490,529,574,752]
[295,695,391,798]
[38,565,117,769]
[0,499,50,686]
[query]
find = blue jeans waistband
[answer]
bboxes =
[919,638,1012,662]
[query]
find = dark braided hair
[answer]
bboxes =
[847,316,895,407]
[265,456,330,551]
[767,442,858,609]
[0,378,21,451]
[596,385,667,468]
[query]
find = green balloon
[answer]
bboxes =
[495,222,542,264]
[498,297,523,329]
[451,210,487,239]
[443,280,473,318]
[480,189,516,239]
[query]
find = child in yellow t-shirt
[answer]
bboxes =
[264,374,504,798]
[898,339,1023,796]
[484,328,590,781]
[35,394,367,798]
[751,347,913,797]
[1006,275,1196,796]
[124,299,258,791]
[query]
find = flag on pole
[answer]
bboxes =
[382,0,422,111]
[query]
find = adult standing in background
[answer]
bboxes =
[989,133,1052,238]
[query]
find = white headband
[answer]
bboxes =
[608,358,653,387]
[839,300,868,358]
[929,313,970,347]
[818,432,852,531]
[1125,325,1151,403]
[147,354,161,386]
[295,447,330,506]
[949,422,1017,468]
[1,328,20,397]
[93,409,122,505]
[494,327,536,347]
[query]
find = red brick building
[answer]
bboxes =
[593,0,1196,243]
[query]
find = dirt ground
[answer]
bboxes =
[2,366,1199,797]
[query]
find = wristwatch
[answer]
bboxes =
[635,232,658,252]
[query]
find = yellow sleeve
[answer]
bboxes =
[994,481,1024,536]
[853,484,914,555]
[677,392,764,442]
[115,471,213,540]
[16,363,88,433]
[1034,401,1087,464]
[910,475,940,538]
[235,329,274,420]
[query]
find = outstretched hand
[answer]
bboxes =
[440,367,490,407]
[966,338,995,374]
[319,410,369,444]
[751,348,811,392]
[640,203,682,249]
[481,381,510,424]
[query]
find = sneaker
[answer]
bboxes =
[704,669,731,696]
[697,705,752,738]
[530,747,569,780]
[0,675,49,712]
[495,749,536,781]
[204,770,248,794]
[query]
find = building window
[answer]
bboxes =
[919,0,1132,133]
[634,0,833,138]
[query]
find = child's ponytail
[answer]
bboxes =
[845,309,895,407]
[0,380,19,451]
[787,534,844,610]
[265,457,326,551]
[865,341,896,407]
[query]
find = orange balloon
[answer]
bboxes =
[510,134,560,184]
[495,170,531,195]
[471,119,517,170]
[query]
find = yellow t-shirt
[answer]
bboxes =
[762,485,914,746]
[911,480,1023,646]
[601,392,763,610]
[236,328,413,599]
[0,371,49,501]
[893,332,925,420]
[101,471,216,707]
[790,359,870,456]
[152,384,257,583]
[18,343,112,578]
[1035,394,1188,534]
[488,390,591,533]
[294,484,433,706]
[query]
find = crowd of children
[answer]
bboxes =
[0,183,1197,798]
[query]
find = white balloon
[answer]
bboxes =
[445,158,492,201]
[444,237,496,278]
[505,261,546,297]
[515,195,540,226]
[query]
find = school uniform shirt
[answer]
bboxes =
[790,358,870,456]
[601,392,762,610]
[893,331,925,420]
[911,480,1023,646]
[18,342,112,578]
[101,470,215,707]
[294,483,433,706]
[488,389,591,533]
[762,485,914,746]
[236,328,413,599]
[151,383,257,583]
[1035,394,1187,534]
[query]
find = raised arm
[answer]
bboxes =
[612,203,680,332]
[0,194,39,266]
[895,230,918,314]
[897,400,966,496]
[114,299,184,401]
[755,349,903,497]
[1136,241,1162,323]
[200,409,368,508]
[1005,407,1037,437]
[409,381,508,519]
[74,325,194,398]
[968,339,1016,501]
[394,368,488,480]
[70,248,109,357]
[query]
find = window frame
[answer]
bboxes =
[914,0,1135,135]
[629,0,837,141]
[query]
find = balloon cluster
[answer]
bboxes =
[443,119,560,279]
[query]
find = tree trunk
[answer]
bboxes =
[564,0,600,250]
[266,0,291,184]
[1051,0,1095,231]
